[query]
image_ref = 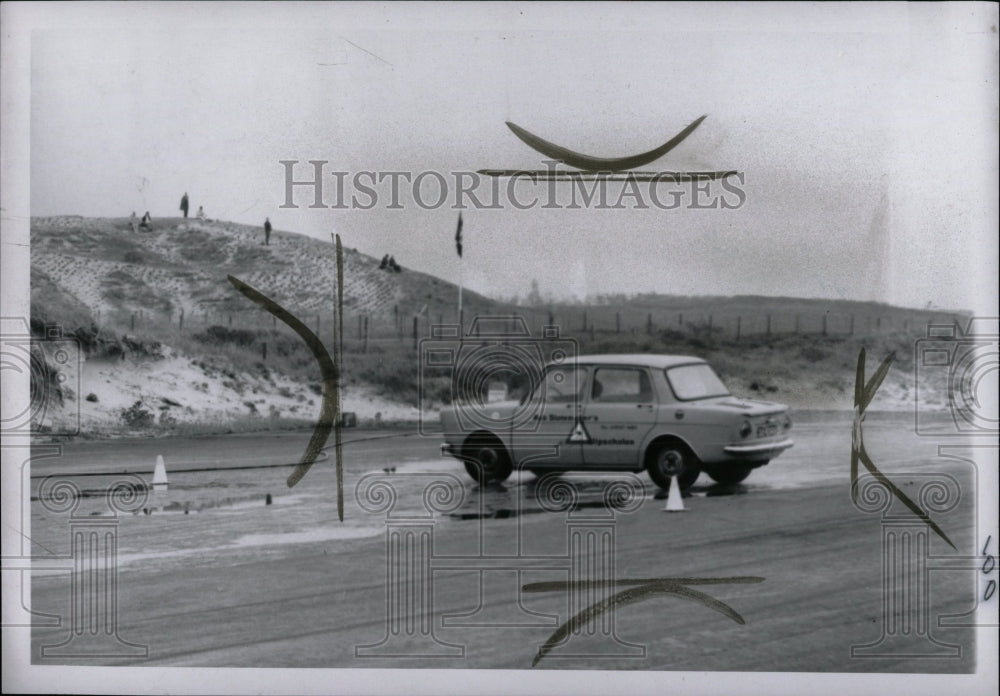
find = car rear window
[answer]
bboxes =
[665,364,730,400]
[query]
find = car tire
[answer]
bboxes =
[462,434,513,484]
[646,441,701,492]
[703,462,755,485]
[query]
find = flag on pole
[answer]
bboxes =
[455,213,463,258]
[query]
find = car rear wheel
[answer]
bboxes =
[646,441,700,492]
[703,462,755,485]
[462,434,512,484]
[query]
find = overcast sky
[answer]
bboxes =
[23,2,999,312]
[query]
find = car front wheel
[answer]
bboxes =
[462,434,513,484]
[646,441,701,492]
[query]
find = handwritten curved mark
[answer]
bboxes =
[227,275,342,519]
[522,576,763,667]
[505,115,707,172]
[851,349,955,550]
[475,169,736,182]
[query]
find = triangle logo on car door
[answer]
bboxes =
[567,420,591,443]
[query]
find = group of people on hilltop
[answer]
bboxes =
[379,254,402,272]
[128,192,272,244]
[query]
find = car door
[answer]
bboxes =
[511,364,589,469]
[580,366,658,467]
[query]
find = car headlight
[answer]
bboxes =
[739,420,753,439]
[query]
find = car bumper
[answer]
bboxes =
[723,438,794,458]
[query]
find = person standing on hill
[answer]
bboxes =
[264,217,272,246]
[180,192,189,218]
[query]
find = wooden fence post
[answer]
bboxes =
[646,313,653,335]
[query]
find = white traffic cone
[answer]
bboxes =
[663,475,685,512]
[152,455,168,493]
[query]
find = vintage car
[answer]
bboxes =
[440,353,793,490]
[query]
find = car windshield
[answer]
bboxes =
[665,363,730,400]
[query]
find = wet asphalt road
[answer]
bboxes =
[24,412,988,672]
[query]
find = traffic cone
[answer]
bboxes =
[152,455,168,493]
[663,475,685,512]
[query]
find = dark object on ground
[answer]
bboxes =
[180,192,189,218]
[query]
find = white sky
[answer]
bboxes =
[22,2,1000,312]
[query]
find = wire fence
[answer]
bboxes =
[94,300,967,362]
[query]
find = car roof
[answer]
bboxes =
[548,353,707,369]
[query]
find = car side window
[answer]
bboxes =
[591,368,653,403]
[542,366,589,403]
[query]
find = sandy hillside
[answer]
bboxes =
[29,216,960,437]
